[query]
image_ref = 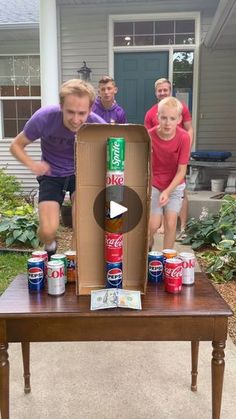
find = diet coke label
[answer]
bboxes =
[179,252,195,285]
[105,232,123,262]
[106,171,124,186]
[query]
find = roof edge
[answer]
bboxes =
[204,0,236,49]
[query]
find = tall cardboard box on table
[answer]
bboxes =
[75,124,151,296]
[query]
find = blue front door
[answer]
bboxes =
[114,52,169,124]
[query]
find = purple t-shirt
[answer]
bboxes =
[23,105,105,177]
[92,97,127,123]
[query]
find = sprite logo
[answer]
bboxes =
[112,141,121,167]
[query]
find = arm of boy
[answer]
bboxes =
[159,164,187,207]
[10,132,51,176]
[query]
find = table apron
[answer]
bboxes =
[3,316,228,342]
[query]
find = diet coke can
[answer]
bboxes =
[148,251,164,283]
[47,260,65,296]
[179,252,195,285]
[164,258,183,294]
[105,232,123,262]
[106,261,123,288]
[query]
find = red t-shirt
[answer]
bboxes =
[149,126,190,191]
[144,101,192,130]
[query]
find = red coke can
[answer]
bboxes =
[105,232,123,262]
[179,252,195,285]
[164,258,183,294]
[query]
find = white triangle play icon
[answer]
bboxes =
[110,201,128,218]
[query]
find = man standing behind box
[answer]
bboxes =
[92,76,127,123]
[10,79,105,258]
[144,78,193,239]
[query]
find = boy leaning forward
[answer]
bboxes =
[148,96,190,250]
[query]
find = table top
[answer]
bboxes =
[0,273,232,319]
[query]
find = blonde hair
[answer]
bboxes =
[154,78,171,90]
[158,96,183,116]
[59,79,96,107]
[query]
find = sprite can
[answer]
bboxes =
[107,137,125,171]
[51,254,67,284]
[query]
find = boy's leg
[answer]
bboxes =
[38,201,60,246]
[149,213,162,250]
[163,185,185,248]
[163,211,178,248]
[178,189,188,231]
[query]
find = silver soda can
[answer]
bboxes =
[178,252,195,285]
[47,260,65,296]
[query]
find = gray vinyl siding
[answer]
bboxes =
[197,46,236,160]
[59,1,217,86]
[0,140,40,192]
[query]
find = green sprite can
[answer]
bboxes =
[107,137,125,172]
[51,254,67,284]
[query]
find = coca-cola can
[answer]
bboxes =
[47,260,65,296]
[179,252,195,285]
[105,232,123,262]
[164,258,183,294]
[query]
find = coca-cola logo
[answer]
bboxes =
[149,260,163,277]
[47,266,65,279]
[107,268,122,284]
[106,173,124,185]
[182,259,195,269]
[165,265,182,278]
[105,235,123,248]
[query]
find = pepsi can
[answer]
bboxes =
[27,257,44,292]
[106,262,123,288]
[148,251,164,283]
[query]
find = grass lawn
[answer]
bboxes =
[0,253,29,295]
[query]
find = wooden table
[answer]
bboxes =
[0,272,232,419]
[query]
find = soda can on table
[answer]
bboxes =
[47,260,65,296]
[148,251,164,283]
[106,261,123,288]
[105,232,123,263]
[106,137,125,172]
[51,254,68,284]
[178,252,195,285]
[31,250,48,277]
[27,257,44,292]
[162,248,177,260]
[64,250,77,283]
[164,258,183,294]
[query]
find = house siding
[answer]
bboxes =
[198,46,236,160]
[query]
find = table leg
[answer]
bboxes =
[21,342,31,394]
[191,340,199,391]
[0,342,9,419]
[212,340,225,419]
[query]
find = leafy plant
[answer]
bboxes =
[182,195,236,250]
[198,239,236,283]
[0,214,40,248]
[0,168,24,212]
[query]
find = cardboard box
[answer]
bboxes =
[75,124,151,295]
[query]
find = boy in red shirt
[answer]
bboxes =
[149,96,190,249]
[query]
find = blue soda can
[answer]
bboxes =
[148,251,164,283]
[106,261,123,288]
[27,257,44,292]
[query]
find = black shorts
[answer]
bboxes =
[37,175,76,206]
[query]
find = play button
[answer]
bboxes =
[93,185,143,233]
[110,201,128,218]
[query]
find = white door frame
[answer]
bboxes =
[108,12,201,145]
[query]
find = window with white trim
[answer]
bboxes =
[0,55,41,138]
